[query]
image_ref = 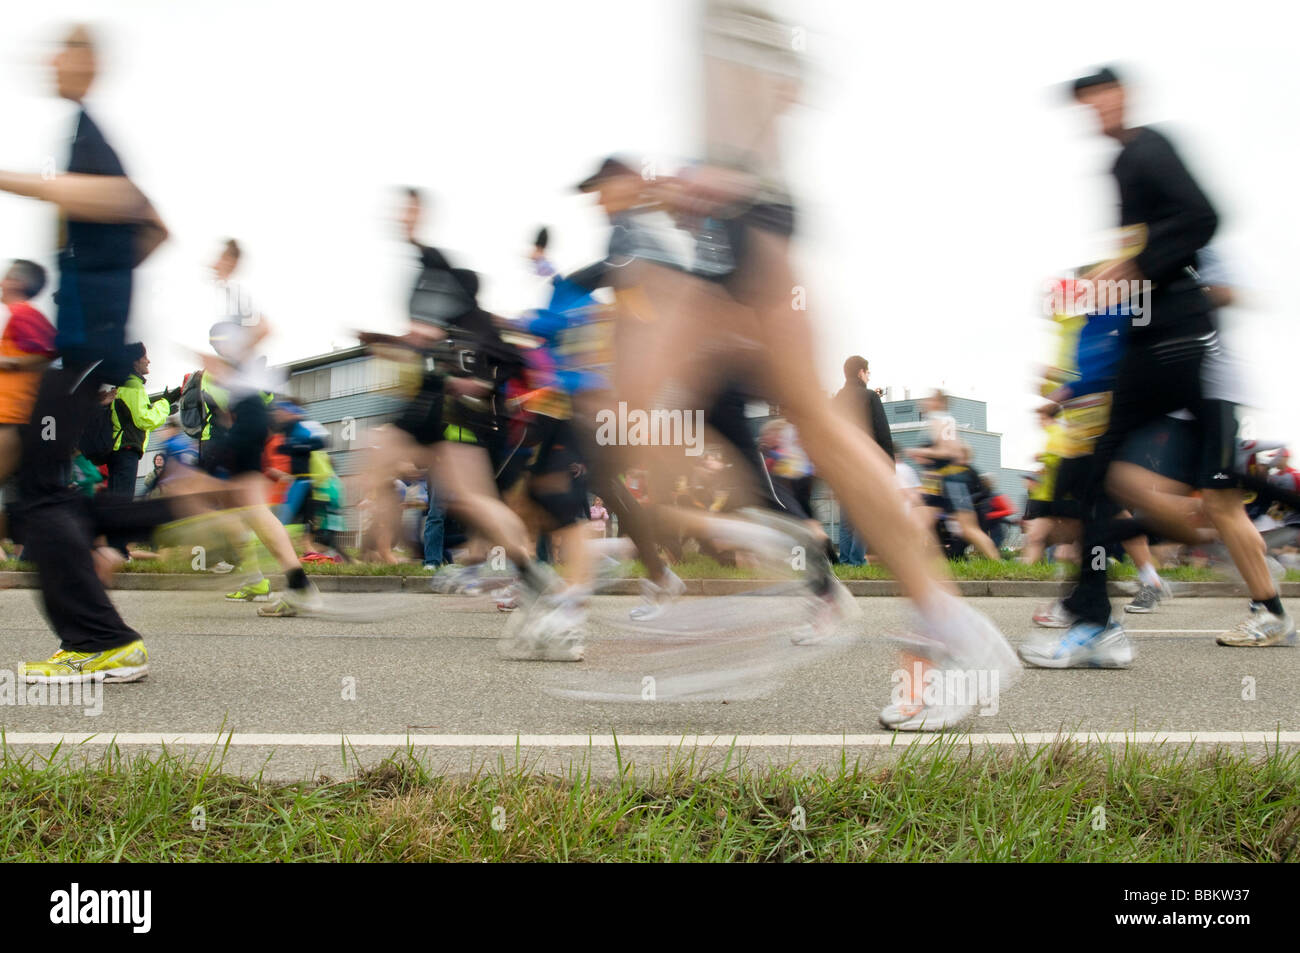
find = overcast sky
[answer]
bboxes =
[2,0,1296,469]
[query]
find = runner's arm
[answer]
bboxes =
[0,170,151,223]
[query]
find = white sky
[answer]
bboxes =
[1,0,1297,469]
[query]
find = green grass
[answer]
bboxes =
[1,740,1297,861]
[0,553,1293,582]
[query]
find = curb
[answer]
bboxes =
[1,571,1294,598]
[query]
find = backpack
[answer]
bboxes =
[178,370,208,438]
[80,399,122,465]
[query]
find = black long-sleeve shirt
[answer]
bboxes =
[833,380,894,458]
[1113,127,1218,339]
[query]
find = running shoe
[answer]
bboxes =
[1032,599,1077,629]
[428,564,482,595]
[226,578,271,602]
[495,586,520,613]
[1018,618,1134,668]
[628,568,687,622]
[257,584,325,618]
[498,597,585,661]
[792,575,861,645]
[210,561,236,574]
[879,649,973,731]
[1123,582,1166,614]
[879,700,973,732]
[879,594,1020,732]
[1216,604,1297,647]
[22,639,149,684]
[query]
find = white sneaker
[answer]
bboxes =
[429,564,481,595]
[879,595,1021,732]
[494,586,520,612]
[1018,618,1134,668]
[1216,604,1297,647]
[1032,599,1077,629]
[209,561,236,575]
[879,700,973,732]
[629,568,686,622]
[498,597,585,661]
[792,575,861,645]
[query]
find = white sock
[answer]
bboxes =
[1138,563,1160,587]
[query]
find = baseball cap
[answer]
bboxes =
[1071,66,1121,99]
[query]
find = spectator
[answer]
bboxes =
[589,495,609,538]
[141,453,167,497]
[423,473,446,568]
[0,259,57,484]
[106,343,177,556]
[980,474,1016,551]
[831,355,893,564]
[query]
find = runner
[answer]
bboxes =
[587,0,1021,729]
[0,25,211,683]
[359,188,572,658]
[1021,67,1292,668]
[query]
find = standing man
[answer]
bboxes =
[0,25,170,683]
[105,343,177,556]
[831,355,893,564]
[1021,67,1291,668]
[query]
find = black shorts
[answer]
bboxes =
[393,371,446,447]
[1023,499,1053,521]
[1054,455,1092,520]
[1101,335,1237,490]
[1115,416,1197,486]
[201,394,270,477]
[526,415,587,529]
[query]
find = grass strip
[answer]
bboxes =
[2,739,1297,861]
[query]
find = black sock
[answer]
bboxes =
[287,568,308,590]
[1262,595,1284,616]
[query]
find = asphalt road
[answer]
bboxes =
[1,589,1296,779]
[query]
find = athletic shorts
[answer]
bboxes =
[1114,416,1196,486]
[393,370,447,447]
[1102,337,1237,490]
[201,394,269,477]
[526,415,587,529]
[1023,499,1053,521]
[1053,455,1091,520]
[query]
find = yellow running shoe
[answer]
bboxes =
[257,584,324,617]
[226,578,272,602]
[21,640,149,684]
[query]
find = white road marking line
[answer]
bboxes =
[2,732,1298,747]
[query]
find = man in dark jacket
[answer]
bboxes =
[832,355,893,563]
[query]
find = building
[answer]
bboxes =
[813,390,1033,546]
[138,346,405,494]
[882,393,1032,506]
[280,346,406,476]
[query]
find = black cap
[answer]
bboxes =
[575,157,636,192]
[1072,66,1120,99]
